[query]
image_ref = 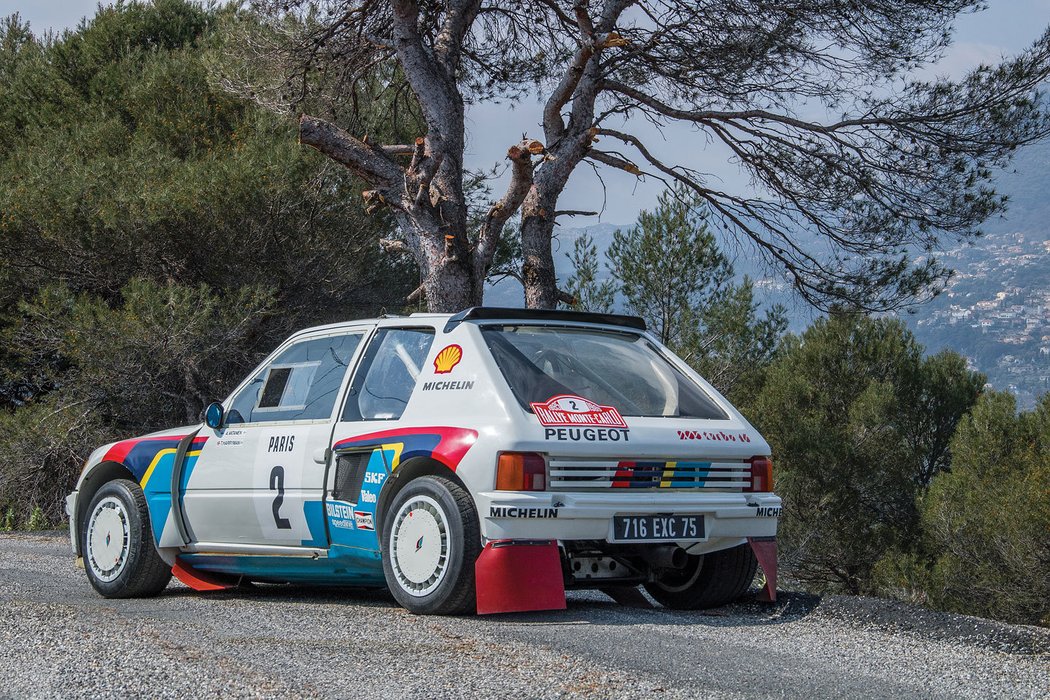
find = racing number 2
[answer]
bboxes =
[269,465,292,529]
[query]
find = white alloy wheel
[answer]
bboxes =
[86,496,131,583]
[389,495,451,597]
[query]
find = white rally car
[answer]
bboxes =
[67,308,780,615]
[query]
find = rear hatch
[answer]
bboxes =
[479,322,769,494]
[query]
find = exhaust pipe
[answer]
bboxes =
[642,545,688,570]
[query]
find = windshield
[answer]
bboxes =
[481,325,728,420]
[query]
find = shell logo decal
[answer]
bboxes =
[433,344,463,374]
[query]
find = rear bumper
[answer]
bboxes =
[477,490,781,547]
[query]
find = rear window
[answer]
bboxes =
[480,325,728,420]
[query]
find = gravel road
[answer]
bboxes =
[1,532,1047,699]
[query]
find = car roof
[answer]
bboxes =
[285,307,647,341]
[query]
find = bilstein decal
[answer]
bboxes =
[531,394,627,428]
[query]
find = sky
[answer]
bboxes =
[4,0,1050,226]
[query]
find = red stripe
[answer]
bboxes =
[101,434,204,465]
[172,558,235,591]
[612,461,635,488]
[333,427,478,470]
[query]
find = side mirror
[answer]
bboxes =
[204,402,225,430]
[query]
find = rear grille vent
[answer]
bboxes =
[548,457,749,491]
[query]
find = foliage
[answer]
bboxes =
[0,1,415,526]
[606,186,734,348]
[0,396,109,527]
[898,392,1049,625]
[0,1,412,342]
[753,313,984,594]
[683,280,788,410]
[564,232,614,315]
[0,279,276,526]
[567,185,787,406]
[9,280,278,428]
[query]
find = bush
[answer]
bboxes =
[0,279,276,526]
[917,392,1050,625]
[0,397,109,527]
[753,313,983,594]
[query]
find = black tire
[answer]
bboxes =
[380,475,481,615]
[80,479,172,598]
[644,543,757,610]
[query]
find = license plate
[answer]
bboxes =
[612,514,704,542]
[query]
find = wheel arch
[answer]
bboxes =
[375,456,471,536]
[73,460,136,555]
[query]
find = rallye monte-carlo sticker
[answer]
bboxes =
[530,395,628,428]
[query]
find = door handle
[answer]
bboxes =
[313,448,330,465]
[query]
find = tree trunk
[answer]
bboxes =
[520,183,560,309]
[423,261,475,312]
[392,210,479,313]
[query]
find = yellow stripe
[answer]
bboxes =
[139,448,202,489]
[661,461,676,488]
[140,448,177,489]
[380,442,405,471]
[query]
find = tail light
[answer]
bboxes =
[496,452,546,491]
[746,456,774,492]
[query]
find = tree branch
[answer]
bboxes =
[555,209,598,219]
[379,237,411,255]
[299,114,402,186]
[433,0,482,72]
[406,283,424,304]
[474,139,540,276]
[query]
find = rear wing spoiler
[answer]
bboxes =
[442,306,646,333]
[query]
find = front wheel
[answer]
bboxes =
[381,475,481,615]
[80,479,172,598]
[644,543,757,610]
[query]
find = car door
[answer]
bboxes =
[325,326,436,550]
[182,328,368,547]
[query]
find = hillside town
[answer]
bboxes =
[911,231,1050,409]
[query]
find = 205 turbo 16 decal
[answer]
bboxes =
[531,395,628,428]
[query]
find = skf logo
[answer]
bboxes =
[433,344,463,374]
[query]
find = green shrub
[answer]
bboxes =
[753,313,983,594]
[0,397,108,526]
[917,392,1050,626]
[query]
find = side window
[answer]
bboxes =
[226,332,364,425]
[342,327,435,422]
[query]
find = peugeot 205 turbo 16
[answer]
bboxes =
[67,307,781,615]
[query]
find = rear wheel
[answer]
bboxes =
[644,543,757,610]
[81,479,171,598]
[381,475,481,615]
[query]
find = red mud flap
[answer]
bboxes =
[747,536,778,603]
[172,557,238,592]
[475,540,566,615]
